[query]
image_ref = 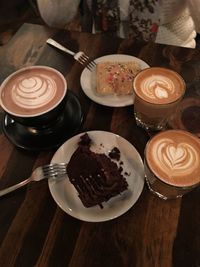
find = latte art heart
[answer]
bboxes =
[153,139,199,175]
[164,145,187,169]
[11,74,57,109]
[141,75,175,100]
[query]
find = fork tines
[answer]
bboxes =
[42,163,67,178]
[86,60,96,70]
[76,52,89,64]
[75,52,96,70]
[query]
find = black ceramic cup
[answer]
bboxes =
[0,65,67,127]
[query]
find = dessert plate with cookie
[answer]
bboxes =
[80,54,150,107]
[48,131,144,222]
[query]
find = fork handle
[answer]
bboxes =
[46,38,75,56]
[0,177,31,197]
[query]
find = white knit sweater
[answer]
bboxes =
[156,0,200,48]
[37,0,200,48]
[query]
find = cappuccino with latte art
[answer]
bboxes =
[133,67,185,130]
[0,66,67,117]
[0,66,67,127]
[144,130,200,199]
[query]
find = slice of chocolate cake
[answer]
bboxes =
[67,133,128,208]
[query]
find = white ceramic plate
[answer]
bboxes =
[80,54,150,107]
[49,131,144,222]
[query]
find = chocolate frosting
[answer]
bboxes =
[67,133,128,208]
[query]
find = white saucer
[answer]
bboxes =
[49,131,144,222]
[80,54,150,107]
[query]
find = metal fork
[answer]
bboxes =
[0,163,67,197]
[46,38,96,70]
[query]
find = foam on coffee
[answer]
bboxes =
[0,66,67,117]
[134,67,185,104]
[146,130,200,187]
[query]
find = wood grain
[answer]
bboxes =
[0,23,199,267]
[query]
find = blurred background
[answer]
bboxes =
[0,0,43,45]
[0,0,200,48]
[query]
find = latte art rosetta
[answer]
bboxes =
[152,138,199,176]
[11,74,57,109]
[141,75,175,100]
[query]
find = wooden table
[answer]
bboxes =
[0,23,199,267]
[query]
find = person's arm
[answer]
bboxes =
[37,0,81,28]
[188,0,200,33]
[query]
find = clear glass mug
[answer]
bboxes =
[133,67,186,131]
[144,130,200,200]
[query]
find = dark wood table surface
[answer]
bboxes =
[0,23,199,267]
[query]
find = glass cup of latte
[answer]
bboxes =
[133,67,186,131]
[144,129,200,200]
[0,66,67,127]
